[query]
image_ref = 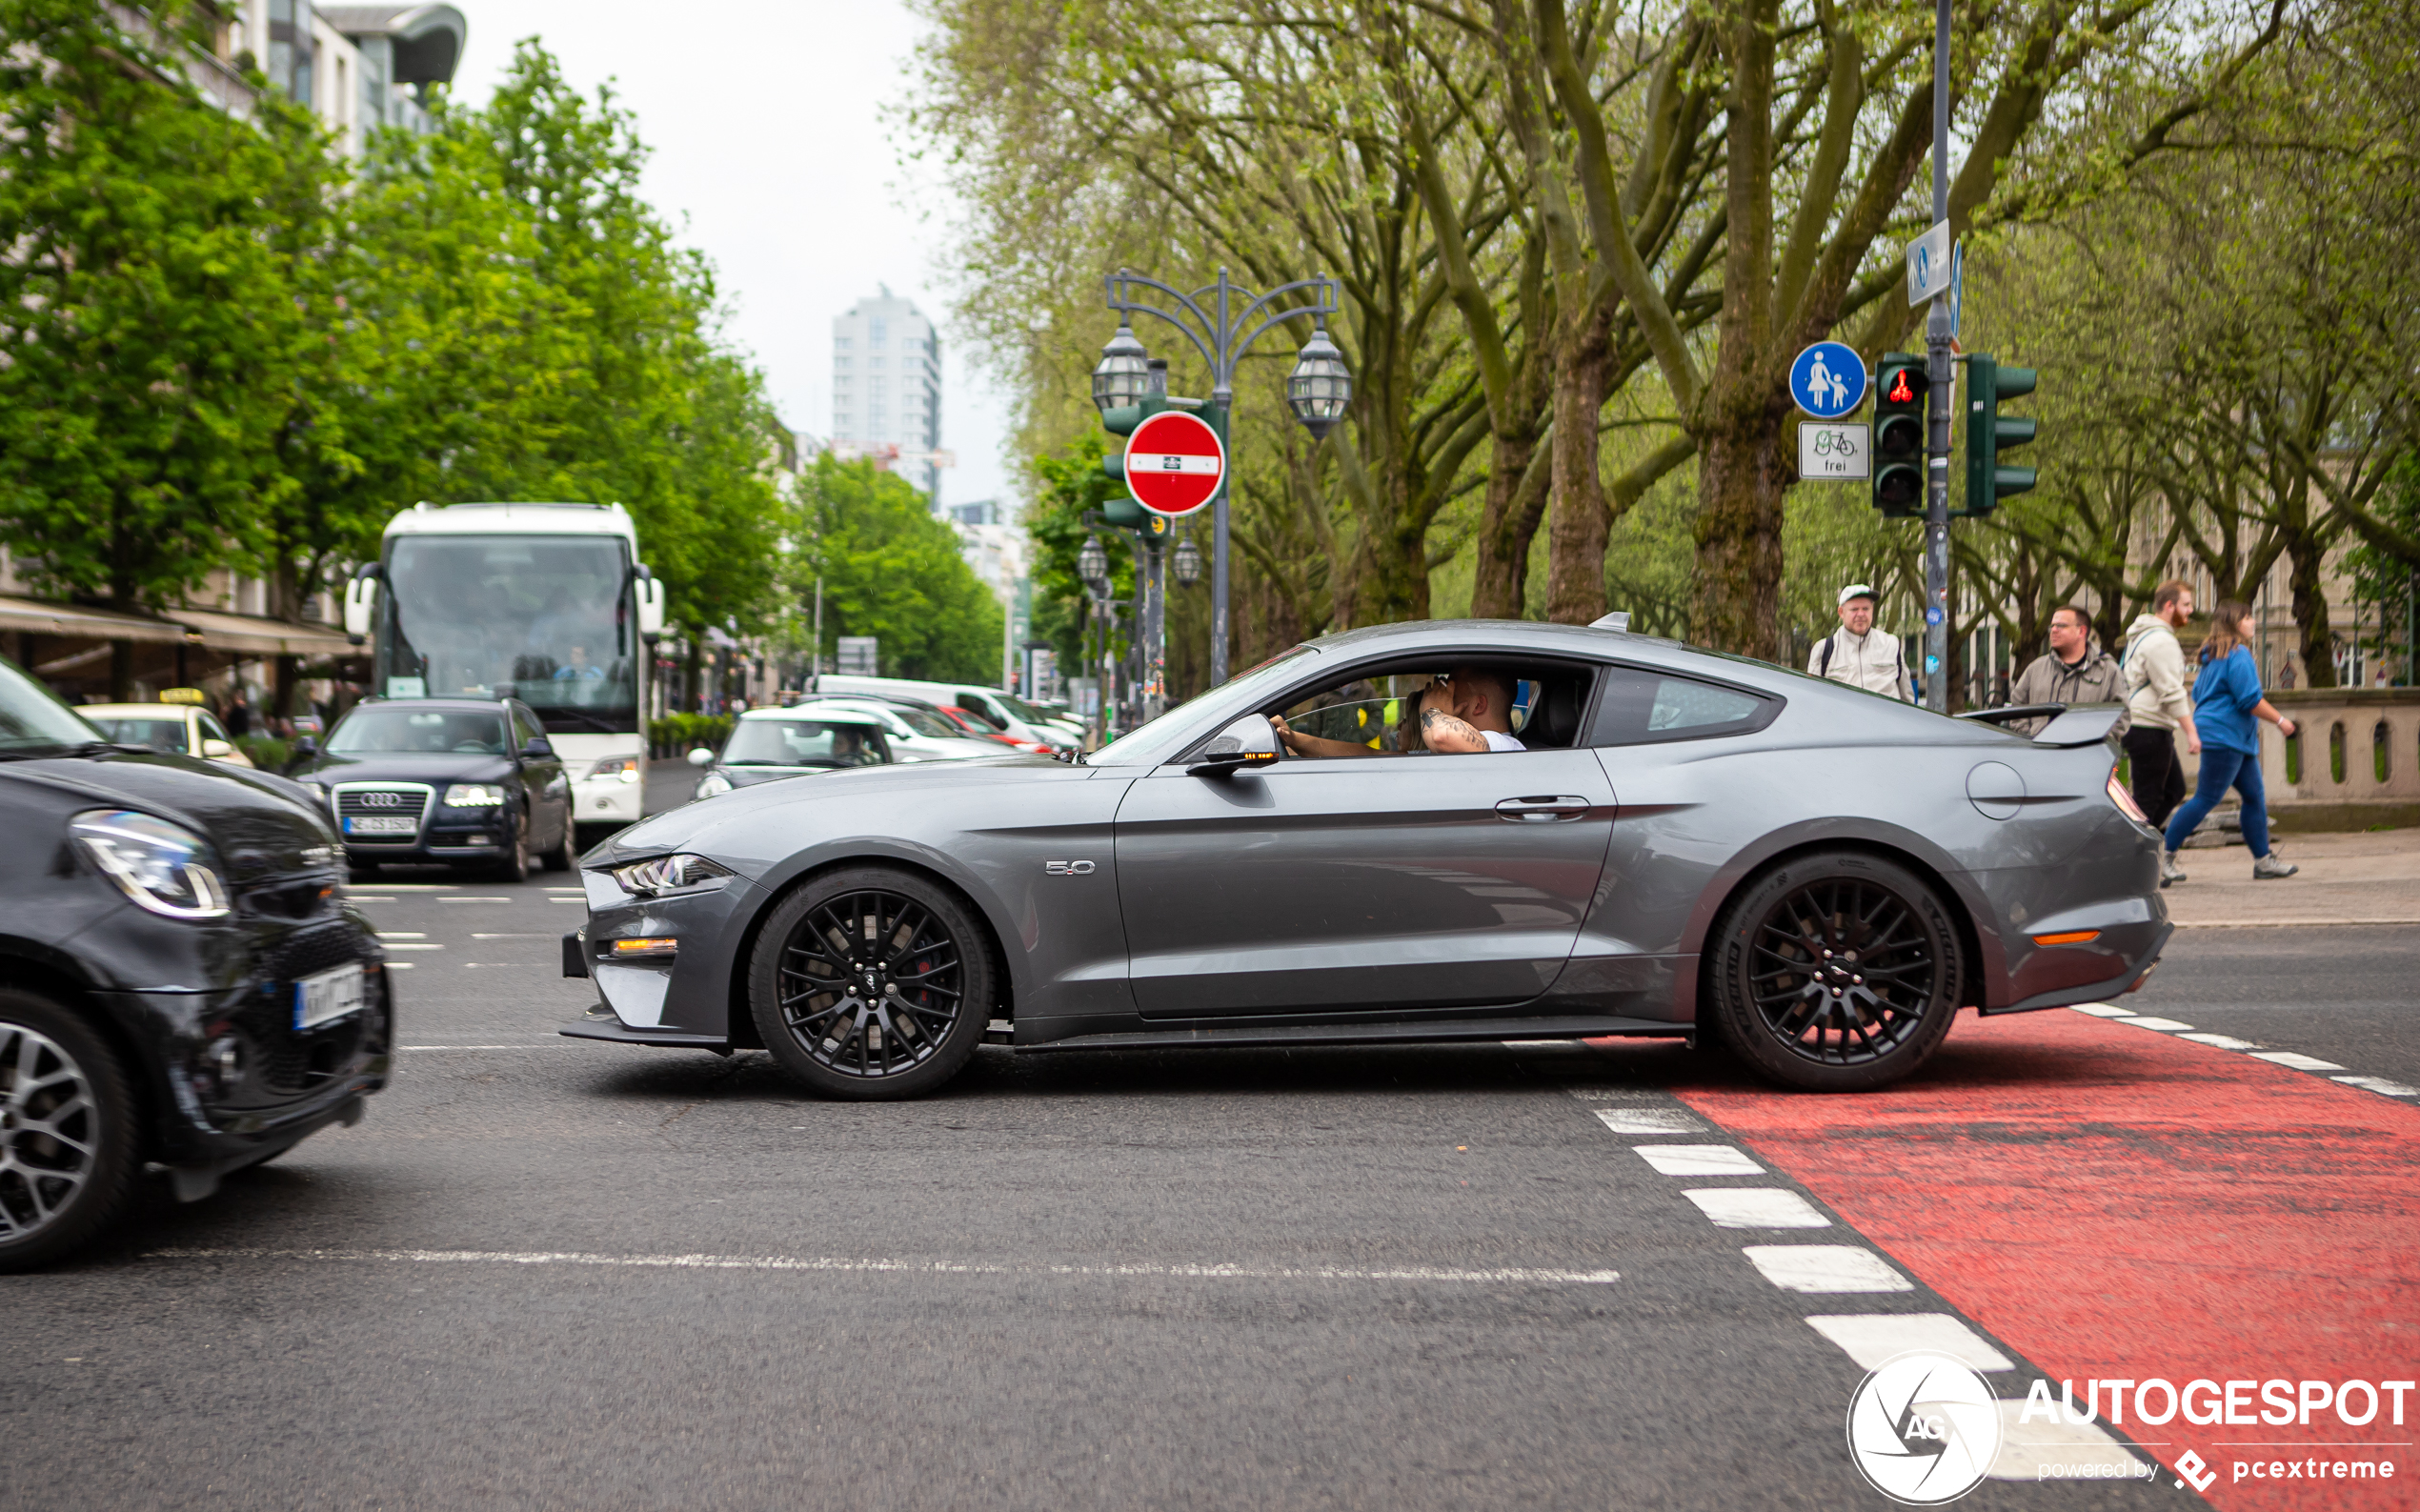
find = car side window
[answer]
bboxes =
[510,706,543,751]
[1588,666,1776,746]
[954,695,1003,729]
[199,713,232,744]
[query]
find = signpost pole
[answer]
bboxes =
[1209,269,1234,689]
[1923,0,1954,713]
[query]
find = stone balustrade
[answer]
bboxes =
[2214,689,2420,828]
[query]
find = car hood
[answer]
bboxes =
[5,750,337,883]
[902,738,1018,760]
[297,752,517,787]
[602,753,1061,868]
[716,764,837,789]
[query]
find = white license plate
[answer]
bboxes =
[295,963,368,1030]
[343,815,416,836]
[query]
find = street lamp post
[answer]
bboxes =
[1093,268,1349,686]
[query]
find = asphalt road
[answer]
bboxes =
[3,874,2411,1511]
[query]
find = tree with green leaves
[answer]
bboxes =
[792,455,1004,683]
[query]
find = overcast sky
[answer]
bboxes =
[453,0,1017,511]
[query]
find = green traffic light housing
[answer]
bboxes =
[1871,353,1928,519]
[1963,354,2038,516]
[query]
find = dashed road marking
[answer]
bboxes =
[2069,1003,2137,1018]
[2333,1075,2419,1097]
[1633,1143,1763,1177]
[2178,1032,2261,1050]
[383,942,445,951]
[1742,1245,1912,1294]
[138,1246,1621,1286]
[2249,1050,2347,1071]
[437,896,512,903]
[2115,1015,2192,1031]
[1683,1188,1829,1228]
[1987,1401,2144,1482]
[1804,1313,2014,1371]
[1593,1107,1705,1136]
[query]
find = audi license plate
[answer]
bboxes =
[343,815,415,836]
[294,962,368,1030]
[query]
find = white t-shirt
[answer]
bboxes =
[1482,730,1526,753]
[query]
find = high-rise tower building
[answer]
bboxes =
[830,289,944,502]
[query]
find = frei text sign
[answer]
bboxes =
[1799,422,1870,480]
[1122,410,1226,517]
[1906,220,1952,305]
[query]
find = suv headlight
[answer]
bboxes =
[442,783,507,807]
[695,771,733,799]
[71,810,232,919]
[609,853,734,897]
[586,757,641,784]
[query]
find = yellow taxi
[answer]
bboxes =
[80,689,255,767]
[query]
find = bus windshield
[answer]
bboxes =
[377,535,636,735]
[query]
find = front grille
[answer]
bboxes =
[266,921,376,983]
[215,923,386,1104]
[333,783,432,843]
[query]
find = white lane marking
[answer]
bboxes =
[361,884,458,893]
[1563,1087,1665,1103]
[346,896,396,901]
[1805,1313,2015,1371]
[375,931,428,939]
[139,1246,1620,1285]
[1986,1401,2143,1481]
[2179,1032,2262,1051]
[386,962,415,970]
[2249,1050,2347,1071]
[1742,1245,1912,1294]
[473,934,556,939]
[2117,1016,2192,1031]
[1684,1189,1830,1229]
[2068,1004,2136,1018]
[437,896,512,903]
[1634,1144,1763,1177]
[383,942,445,951]
[2333,1075,2420,1097]
[1595,1107,1705,1136]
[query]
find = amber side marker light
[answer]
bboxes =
[2030,930,2101,946]
[611,937,678,958]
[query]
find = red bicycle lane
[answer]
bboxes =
[1639,1008,2417,1509]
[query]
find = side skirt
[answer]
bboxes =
[1015,1014,1687,1055]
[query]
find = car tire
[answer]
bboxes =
[0,990,139,1273]
[1703,851,1964,1093]
[542,814,576,873]
[493,816,532,884]
[749,867,993,1101]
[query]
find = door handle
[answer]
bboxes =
[1494,796,1592,822]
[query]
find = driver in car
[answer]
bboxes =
[1270,668,1525,757]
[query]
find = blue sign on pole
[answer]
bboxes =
[1947,243,1965,341]
[1789,341,1868,420]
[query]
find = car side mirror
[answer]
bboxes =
[521,737,555,760]
[686,747,716,767]
[201,738,235,758]
[1186,715,1281,778]
[291,735,318,760]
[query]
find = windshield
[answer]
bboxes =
[998,694,1059,723]
[88,716,191,755]
[0,659,101,753]
[723,719,888,767]
[882,706,964,739]
[329,707,508,755]
[377,534,636,735]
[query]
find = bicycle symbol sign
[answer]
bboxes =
[1798,421,1870,480]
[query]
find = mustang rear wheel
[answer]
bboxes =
[1704,852,1964,1092]
[749,868,992,1100]
[0,991,137,1272]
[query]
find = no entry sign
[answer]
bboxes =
[1122,411,1225,517]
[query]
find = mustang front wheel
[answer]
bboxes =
[1704,852,1964,1092]
[749,867,993,1099]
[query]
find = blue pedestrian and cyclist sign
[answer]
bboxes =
[1789,341,1867,419]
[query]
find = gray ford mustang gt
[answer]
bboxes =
[563,619,2167,1098]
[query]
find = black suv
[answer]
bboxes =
[291,697,574,881]
[0,657,390,1270]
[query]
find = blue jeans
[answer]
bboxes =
[2163,744,2270,857]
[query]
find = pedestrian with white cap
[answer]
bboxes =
[1807,583,1912,701]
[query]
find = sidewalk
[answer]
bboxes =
[2161,827,2420,927]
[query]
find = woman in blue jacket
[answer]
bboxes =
[2163,600,2300,880]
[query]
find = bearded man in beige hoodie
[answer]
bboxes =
[2122,579,2203,886]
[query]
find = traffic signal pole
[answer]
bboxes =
[1922,0,1954,713]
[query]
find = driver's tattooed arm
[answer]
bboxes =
[1420,707,1489,754]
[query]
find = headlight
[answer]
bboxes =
[609,853,734,897]
[587,757,641,784]
[696,772,733,799]
[71,810,231,919]
[442,783,507,807]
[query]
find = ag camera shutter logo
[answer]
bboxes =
[1845,1350,2003,1503]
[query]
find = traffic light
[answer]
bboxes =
[1099,355,1170,526]
[1870,353,1928,518]
[1963,354,2037,516]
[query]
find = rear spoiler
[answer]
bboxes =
[1955,702,2126,749]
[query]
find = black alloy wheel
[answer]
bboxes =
[749,866,991,1100]
[0,990,137,1272]
[1704,851,1964,1092]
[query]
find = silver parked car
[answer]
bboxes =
[566,620,2167,1099]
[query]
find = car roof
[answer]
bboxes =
[344,698,514,714]
[736,706,884,726]
[80,704,198,717]
[791,691,941,711]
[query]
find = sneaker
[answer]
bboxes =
[2160,852,2188,887]
[2252,852,2299,880]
